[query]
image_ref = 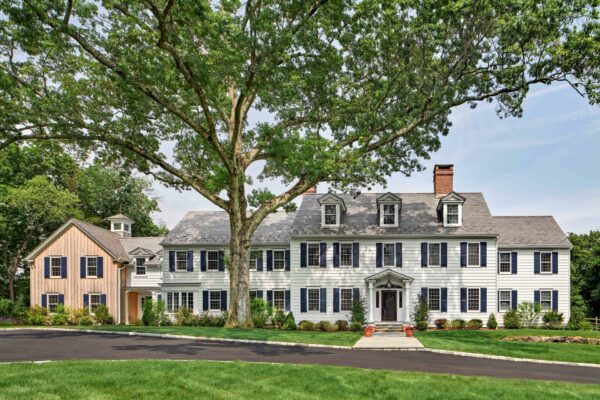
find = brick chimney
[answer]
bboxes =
[303,185,317,195]
[433,164,454,198]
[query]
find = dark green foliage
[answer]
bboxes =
[466,319,483,330]
[503,309,522,329]
[50,306,69,326]
[142,299,157,326]
[450,319,465,329]
[350,297,366,325]
[335,320,349,331]
[568,311,591,330]
[271,309,286,329]
[282,312,297,331]
[350,321,363,332]
[250,298,271,328]
[416,321,428,331]
[298,321,315,331]
[569,231,600,317]
[434,318,447,329]
[175,307,195,326]
[0,298,14,318]
[26,306,47,325]
[93,305,114,325]
[487,313,498,330]
[411,294,429,325]
[79,316,93,326]
[543,311,564,329]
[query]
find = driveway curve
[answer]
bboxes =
[1,330,599,384]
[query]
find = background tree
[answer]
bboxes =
[0,1,598,325]
[570,231,600,316]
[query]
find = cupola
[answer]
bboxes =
[106,214,134,238]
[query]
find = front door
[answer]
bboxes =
[381,290,397,321]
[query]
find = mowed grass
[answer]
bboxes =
[0,360,598,400]
[53,324,363,346]
[416,328,600,364]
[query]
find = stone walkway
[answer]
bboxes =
[353,333,424,350]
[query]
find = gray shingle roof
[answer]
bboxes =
[120,237,164,255]
[162,211,296,246]
[71,219,131,261]
[290,193,497,237]
[493,216,571,248]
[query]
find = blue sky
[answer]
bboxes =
[151,83,600,234]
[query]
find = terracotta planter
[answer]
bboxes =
[363,326,375,337]
[404,327,414,337]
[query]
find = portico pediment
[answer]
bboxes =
[364,268,414,283]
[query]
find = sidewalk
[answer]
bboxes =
[353,333,424,350]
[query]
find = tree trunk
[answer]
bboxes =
[227,222,252,327]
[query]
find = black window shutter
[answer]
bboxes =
[352,288,360,303]
[352,243,360,268]
[333,288,340,312]
[460,242,467,267]
[202,291,209,311]
[285,250,290,271]
[511,252,518,274]
[421,287,428,304]
[267,290,273,305]
[218,251,225,271]
[256,290,263,299]
[460,288,467,312]
[534,252,540,274]
[97,256,103,278]
[395,243,402,267]
[169,251,175,272]
[441,243,448,267]
[421,243,428,268]
[44,257,50,278]
[552,290,558,311]
[266,250,273,271]
[333,243,340,268]
[320,243,327,268]
[220,290,227,310]
[200,251,207,271]
[83,294,89,307]
[320,288,326,313]
[300,288,307,312]
[480,242,487,267]
[552,252,558,274]
[300,243,307,268]
[285,290,291,311]
[58,294,64,305]
[480,288,487,312]
[100,294,107,305]
[375,243,382,268]
[61,257,67,278]
[534,290,540,305]
[41,294,47,308]
[80,257,86,278]
[511,290,518,310]
[441,288,447,312]
[187,250,194,272]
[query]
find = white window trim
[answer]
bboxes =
[174,251,188,271]
[307,288,320,312]
[49,256,62,278]
[498,252,512,274]
[443,202,462,227]
[321,204,340,228]
[206,250,220,271]
[86,256,98,278]
[47,293,60,314]
[540,289,553,311]
[340,288,353,312]
[272,250,286,271]
[272,289,286,309]
[379,202,399,227]
[427,287,441,312]
[307,243,321,268]
[382,242,396,267]
[499,289,512,312]
[428,243,441,267]
[88,293,101,315]
[467,242,481,267]
[339,242,354,268]
[209,290,222,311]
[249,250,260,270]
[540,252,553,274]
[466,287,480,312]
[135,257,147,276]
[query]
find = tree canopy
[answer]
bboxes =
[0,0,598,324]
[570,231,600,316]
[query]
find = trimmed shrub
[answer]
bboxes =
[434,318,448,329]
[251,298,271,328]
[518,302,541,328]
[450,319,465,329]
[487,313,498,330]
[568,310,588,330]
[350,321,363,332]
[68,307,89,325]
[211,311,227,327]
[129,318,143,326]
[318,320,336,332]
[503,309,522,329]
[272,309,286,329]
[0,298,14,318]
[79,316,93,326]
[175,307,195,326]
[155,300,171,326]
[93,305,114,325]
[11,295,27,324]
[466,319,483,330]
[411,294,429,326]
[282,312,297,330]
[350,297,366,325]
[27,306,47,325]
[298,320,315,331]
[335,320,349,331]
[416,320,428,331]
[142,298,157,326]
[542,311,564,329]
[50,305,69,325]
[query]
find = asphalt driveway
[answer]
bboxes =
[1,330,599,384]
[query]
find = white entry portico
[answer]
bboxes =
[365,269,413,324]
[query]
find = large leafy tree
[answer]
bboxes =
[570,231,600,316]
[0,1,598,325]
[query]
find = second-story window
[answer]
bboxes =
[175,251,187,271]
[50,257,62,277]
[207,251,219,271]
[468,243,480,266]
[340,243,353,267]
[324,204,337,226]
[428,243,440,266]
[383,243,395,266]
[273,250,285,270]
[499,253,511,273]
[540,252,552,273]
[383,204,396,225]
[249,251,260,270]
[308,244,320,267]
[135,258,146,275]
[86,257,98,277]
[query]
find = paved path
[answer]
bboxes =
[354,334,424,349]
[1,330,599,384]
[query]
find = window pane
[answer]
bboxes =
[249,251,259,269]
[446,204,459,224]
[48,294,59,313]
[308,244,320,266]
[273,290,285,309]
[51,257,62,277]
[340,289,353,311]
[90,294,101,313]
[210,291,221,310]
[176,251,188,270]
[499,253,511,273]
[136,265,146,275]
[383,243,395,266]
[308,289,320,311]
[324,205,337,225]
[273,251,285,270]
[467,288,479,311]
[429,243,440,266]
[207,251,219,270]
[541,253,552,273]
[136,258,145,266]
[428,288,440,311]
[383,204,395,225]
[340,244,353,266]
[541,290,552,311]
[499,290,511,311]
[87,257,97,277]
[167,292,174,313]
[468,243,479,266]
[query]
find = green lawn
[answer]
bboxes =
[0,360,598,400]
[9,324,363,347]
[416,329,600,364]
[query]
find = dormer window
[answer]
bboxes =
[318,193,345,228]
[437,192,465,227]
[376,193,401,228]
[324,205,338,226]
[383,204,396,225]
[446,204,459,224]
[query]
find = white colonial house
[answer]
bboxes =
[158,165,571,326]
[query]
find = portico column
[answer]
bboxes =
[368,281,375,324]
[404,285,410,322]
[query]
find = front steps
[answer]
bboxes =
[372,323,405,336]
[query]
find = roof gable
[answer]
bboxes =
[317,193,347,211]
[376,192,402,204]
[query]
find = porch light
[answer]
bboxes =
[386,279,392,288]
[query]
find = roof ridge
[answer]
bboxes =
[493,215,555,218]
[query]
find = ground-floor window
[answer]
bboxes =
[499,290,511,311]
[210,291,221,310]
[540,290,552,311]
[89,294,101,313]
[273,290,285,309]
[340,288,353,311]
[167,292,194,313]
[467,288,480,311]
[308,288,320,311]
[428,288,440,311]
[47,294,59,313]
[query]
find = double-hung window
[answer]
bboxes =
[540,252,552,273]
[308,289,320,311]
[181,292,194,310]
[207,251,219,271]
[47,294,59,313]
[468,243,480,266]
[446,204,459,224]
[428,288,441,311]
[89,294,101,313]
[50,257,62,278]
[86,257,98,277]
[249,251,260,270]
[499,290,512,311]
[273,290,285,309]
[167,292,194,312]
[382,204,396,225]
[499,253,511,273]
[135,257,146,275]
[467,288,480,311]
[340,288,353,311]
[308,244,320,267]
[324,204,338,226]
[428,243,440,267]
[273,250,285,270]
[383,243,395,267]
[175,251,188,271]
[340,243,353,267]
[209,291,221,310]
[250,290,258,299]
[540,290,552,311]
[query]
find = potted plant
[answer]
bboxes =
[363,325,375,337]
[403,324,414,337]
